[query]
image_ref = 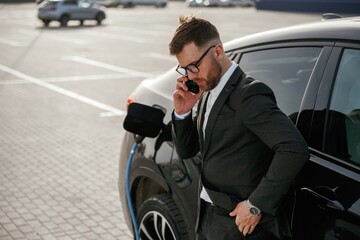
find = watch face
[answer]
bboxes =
[249,207,260,215]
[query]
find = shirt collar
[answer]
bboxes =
[209,62,237,101]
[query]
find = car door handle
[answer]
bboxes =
[300,186,345,211]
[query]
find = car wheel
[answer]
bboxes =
[123,2,133,8]
[137,194,188,240]
[42,20,50,26]
[95,12,105,25]
[156,2,166,7]
[59,14,69,27]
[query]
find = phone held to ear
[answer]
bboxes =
[185,80,200,94]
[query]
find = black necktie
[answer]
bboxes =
[199,92,210,151]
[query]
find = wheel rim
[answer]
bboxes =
[139,211,177,240]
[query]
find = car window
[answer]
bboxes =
[325,49,360,166]
[44,1,58,6]
[239,47,322,122]
[64,0,77,4]
[78,0,91,7]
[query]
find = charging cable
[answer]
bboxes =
[126,135,145,240]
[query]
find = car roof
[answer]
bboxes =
[225,16,360,51]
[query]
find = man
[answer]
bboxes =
[170,15,309,240]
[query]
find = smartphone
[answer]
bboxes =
[185,80,200,94]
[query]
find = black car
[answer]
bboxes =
[119,15,360,240]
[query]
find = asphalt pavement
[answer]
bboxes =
[0,2,322,239]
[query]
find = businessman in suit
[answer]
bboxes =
[169,15,309,240]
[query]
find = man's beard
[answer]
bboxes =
[204,61,222,92]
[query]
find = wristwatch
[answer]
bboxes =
[246,200,261,216]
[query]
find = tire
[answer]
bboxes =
[42,20,50,26]
[95,12,105,25]
[156,2,166,8]
[59,14,69,27]
[137,194,189,240]
[123,2,133,8]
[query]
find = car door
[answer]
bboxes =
[77,0,93,19]
[292,43,360,240]
[62,0,78,19]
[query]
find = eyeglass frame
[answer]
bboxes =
[176,45,216,76]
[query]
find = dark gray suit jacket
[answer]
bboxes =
[172,67,309,238]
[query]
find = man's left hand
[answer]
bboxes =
[229,201,261,236]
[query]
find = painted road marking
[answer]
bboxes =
[63,56,154,78]
[141,53,177,62]
[0,37,24,47]
[0,73,139,85]
[0,64,126,117]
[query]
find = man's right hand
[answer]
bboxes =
[173,76,201,115]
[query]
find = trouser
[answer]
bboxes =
[196,200,279,240]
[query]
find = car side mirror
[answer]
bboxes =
[123,103,165,139]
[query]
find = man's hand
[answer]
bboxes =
[173,76,202,115]
[229,201,261,236]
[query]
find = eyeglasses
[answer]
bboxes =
[176,45,216,76]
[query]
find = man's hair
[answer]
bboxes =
[169,15,221,55]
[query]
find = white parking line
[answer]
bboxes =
[0,73,139,85]
[0,64,126,117]
[84,31,146,43]
[141,53,177,62]
[109,26,169,37]
[63,56,154,78]
[19,29,87,45]
[0,37,24,47]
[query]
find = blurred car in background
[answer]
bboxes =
[187,0,254,7]
[38,0,106,27]
[119,0,167,8]
[91,0,121,7]
[254,0,360,14]
[119,15,360,240]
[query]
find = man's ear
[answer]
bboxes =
[214,44,225,59]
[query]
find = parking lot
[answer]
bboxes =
[0,2,323,240]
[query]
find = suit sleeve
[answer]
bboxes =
[240,81,309,215]
[172,111,200,159]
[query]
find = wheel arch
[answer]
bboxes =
[131,168,170,211]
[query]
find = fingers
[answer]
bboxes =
[238,224,256,236]
[229,202,260,237]
[176,76,188,83]
[229,211,236,217]
[176,76,188,88]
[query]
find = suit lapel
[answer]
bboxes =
[203,67,244,156]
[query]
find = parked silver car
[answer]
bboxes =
[38,0,106,27]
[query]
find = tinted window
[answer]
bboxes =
[78,0,91,7]
[325,49,360,166]
[239,47,321,122]
[64,0,77,4]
